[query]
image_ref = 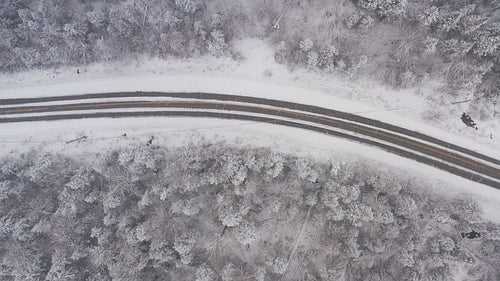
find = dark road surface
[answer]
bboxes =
[1,92,499,189]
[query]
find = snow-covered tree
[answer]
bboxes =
[473,28,500,57]
[343,229,361,258]
[346,203,373,227]
[374,208,395,224]
[117,145,160,175]
[338,184,360,204]
[377,0,408,19]
[175,0,205,15]
[318,45,338,68]
[459,13,485,35]
[86,8,108,31]
[255,267,266,281]
[307,51,319,67]
[207,29,226,57]
[174,232,198,265]
[171,197,202,216]
[88,245,109,269]
[358,14,374,29]
[319,262,347,281]
[397,249,415,267]
[454,196,481,224]
[438,236,455,252]
[295,158,319,183]
[65,167,96,190]
[394,196,417,219]
[423,37,439,54]
[222,153,247,186]
[25,154,71,186]
[45,250,76,281]
[221,263,236,281]
[400,70,417,88]
[358,0,378,11]
[265,153,286,178]
[419,6,440,27]
[345,14,362,29]
[218,202,249,227]
[195,263,215,281]
[275,40,287,64]
[149,241,175,268]
[299,38,314,53]
[135,224,149,242]
[358,0,407,19]
[234,221,260,247]
[266,255,289,275]
[159,31,186,56]
[0,180,13,201]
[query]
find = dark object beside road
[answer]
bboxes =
[461,230,481,239]
[461,112,478,130]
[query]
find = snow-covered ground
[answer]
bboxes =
[1,116,500,223]
[1,39,498,152]
[0,38,499,221]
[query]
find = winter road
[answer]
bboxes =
[1,92,499,189]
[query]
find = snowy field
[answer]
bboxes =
[1,39,499,222]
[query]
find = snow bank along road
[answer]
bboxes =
[1,91,499,189]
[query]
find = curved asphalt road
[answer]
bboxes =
[1,92,499,189]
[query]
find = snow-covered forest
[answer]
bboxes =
[1,1,500,280]
[0,141,499,280]
[1,0,499,101]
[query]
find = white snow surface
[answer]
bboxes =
[0,38,499,222]
[1,117,499,223]
[1,39,498,157]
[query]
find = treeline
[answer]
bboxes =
[268,0,500,98]
[0,0,499,100]
[0,0,229,69]
[0,141,499,280]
